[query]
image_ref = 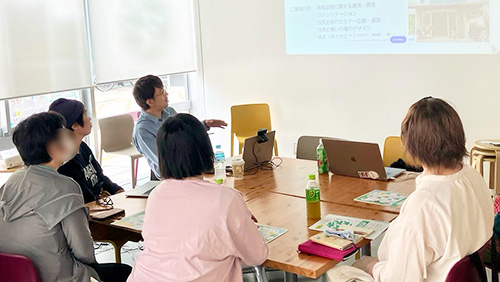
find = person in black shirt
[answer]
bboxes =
[49,98,125,203]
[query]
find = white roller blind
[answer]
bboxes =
[88,0,197,84]
[0,0,93,99]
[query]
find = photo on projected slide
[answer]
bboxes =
[410,0,489,43]
[284,0,500,54]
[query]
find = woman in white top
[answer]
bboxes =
[328,97,494,282]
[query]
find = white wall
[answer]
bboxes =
[198,0,500,158]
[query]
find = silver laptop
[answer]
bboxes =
[125,181,161,198]
[242,131,276,171]
[322,139,405,181]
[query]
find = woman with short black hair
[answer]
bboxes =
[0,112,131,282]
[328,97,494,282]
[128,113,268,282]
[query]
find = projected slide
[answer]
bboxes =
[285,0,499,54]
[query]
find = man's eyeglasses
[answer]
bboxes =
[153,89,168,98]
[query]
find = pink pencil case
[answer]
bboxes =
[298,240,358,261]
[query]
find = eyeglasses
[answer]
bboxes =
[95,190,113,210]
[154,89,168,98]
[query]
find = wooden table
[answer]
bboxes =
[88,194,145,263]
[227,158,417,214]
[248,193,396,279]
[89,191,397,280]
[88,158,412,279]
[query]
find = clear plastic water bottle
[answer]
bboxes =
[214,145,226,163]
[214,145,226,183]
[306,174,321,219]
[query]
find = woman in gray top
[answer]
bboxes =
[0,112,130,282]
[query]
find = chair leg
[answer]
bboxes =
[495,151,500,195]
[131,158,137,189]
[274,139,278,156]
[478,155,485,176]
[134,158,139,182]
[491,163,496,191]
[231,134,235,157]
[253,265,269,282]
[239,140,244,155]
[470,147,477,166]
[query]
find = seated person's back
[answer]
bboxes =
[374,163,493,281]
[328,97,494,282]
[372,97,494,281]
[128,113,268,282]
[0,112,99,282]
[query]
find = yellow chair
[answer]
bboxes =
[231,104,278,157]
[382,136,419,167]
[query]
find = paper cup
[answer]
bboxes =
[232,159,245,180]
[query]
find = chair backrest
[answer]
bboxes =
[98,114,135,152]
[382,136,405,167]
[231,104,272,138]
[446,252,487,282]
[297,136,343,161]
[125,111,141,123]
[0,253,40,282]
[382,136,420,167]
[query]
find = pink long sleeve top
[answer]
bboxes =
[127,179,269,282]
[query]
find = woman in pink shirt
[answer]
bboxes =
[128,113,269,282]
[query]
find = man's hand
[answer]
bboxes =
[205,119,227,129]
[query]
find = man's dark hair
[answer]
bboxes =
[133,75,164,110]
[157,113,214,179]
[12,112,66,166]
[401,97,467,169]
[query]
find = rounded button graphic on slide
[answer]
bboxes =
[390,36,407,43]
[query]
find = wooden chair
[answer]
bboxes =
[230,104,278,157]
[470,140,500,194]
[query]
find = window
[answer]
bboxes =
[3,90,81,133]
[94,73,191,119]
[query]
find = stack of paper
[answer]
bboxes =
[309,214,390,240]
